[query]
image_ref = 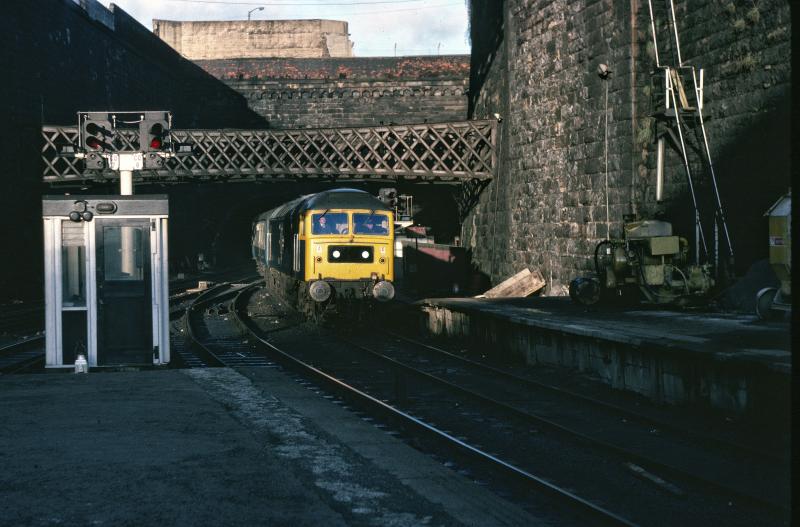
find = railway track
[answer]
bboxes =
[146,282,789,525]
[341,330,789,512]
[175,283,627,524]
[0,335,45,374]
[383,330,788,464]
[218,285,786,526]
[214,286,633,526]
[175,278,275,370]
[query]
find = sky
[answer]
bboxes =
[100,0,471,57]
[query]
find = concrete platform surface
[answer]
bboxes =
[420,297,791,372]
[0,367,542,527]
[418,297,790,414]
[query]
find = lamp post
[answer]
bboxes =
[247,7,264,20]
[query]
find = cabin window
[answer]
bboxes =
[353,213,390,235]
[312,213,348,235]
[61,221,86,307]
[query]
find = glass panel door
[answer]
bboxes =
[96,220,152,365]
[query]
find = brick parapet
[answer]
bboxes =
[207,57,471,128]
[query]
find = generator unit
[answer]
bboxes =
[756,192,791,320]
[571,218,714,306]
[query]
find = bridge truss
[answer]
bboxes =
[41,120,496,184]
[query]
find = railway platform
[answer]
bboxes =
[418,297,791,417]
[0,367,539,526]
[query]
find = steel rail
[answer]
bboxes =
[341,334,788,517]
[0,335,45,374]
[231,286,637,527]
[0,335,44,354]
[385,330,787,465]
[182,282,243,368]
[182,278,266,368]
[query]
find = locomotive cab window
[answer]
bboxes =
[353,213,390,235]
[312,212,349,235]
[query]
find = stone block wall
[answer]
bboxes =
[153,19,354,60]
[195,56,471,128]
[0,0,264,299]
[463,0,791,294]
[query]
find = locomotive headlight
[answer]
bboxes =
[361,250,370,259]
[332,250,341,259]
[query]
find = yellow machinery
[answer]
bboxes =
[756,192,791,319]
[570,217,714,306]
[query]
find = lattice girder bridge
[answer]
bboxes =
[41,120,497,184]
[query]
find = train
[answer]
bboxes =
[251,188,395,317]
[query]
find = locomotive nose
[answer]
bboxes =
[308,280,332,302]
[372,280,395,302]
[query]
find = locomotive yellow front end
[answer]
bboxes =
[302,208,395,303]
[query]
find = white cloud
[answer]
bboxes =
[102,0,470,57]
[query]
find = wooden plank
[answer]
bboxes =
[478,268,546,298]
[670,69,694,111]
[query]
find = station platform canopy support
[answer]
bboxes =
[42,195,170,368]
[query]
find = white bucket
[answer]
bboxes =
[74,354,88,374]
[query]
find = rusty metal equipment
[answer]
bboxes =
[571,216,714,306]
[756,192,791,320]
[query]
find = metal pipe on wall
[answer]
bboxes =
[655,137,665,202]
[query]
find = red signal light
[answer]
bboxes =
[86,137,102,149]
[150,137,163,149]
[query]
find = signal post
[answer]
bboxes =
[42,111,185,369]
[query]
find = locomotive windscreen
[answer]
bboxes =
[312,213,349,235]
[353,213,390,235]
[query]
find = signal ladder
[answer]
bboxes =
[647,0,734,278]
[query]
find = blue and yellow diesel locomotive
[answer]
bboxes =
[251,189,395,314]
